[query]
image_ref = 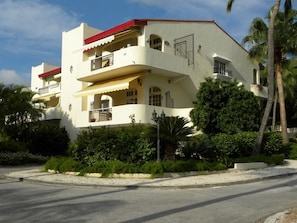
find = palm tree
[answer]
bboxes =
[1,84,44,141]
[282,58,297,126]
[227,0,285,154]
[154,116,193,160]
[242,9,297,144]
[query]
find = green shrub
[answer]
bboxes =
[161,160,198,172]
[262,132,283,155]
[233,154,285,165]
[288,143,297,159]
[0,152,48,165]
[196,162,211,171]
[188,132,287,164]
[141,161,164,177]
[44,156,84,173]
[44,157,68,172]
[268,154,285,165]
[58,158,84,173]
[69,125,155,166]
[28,123,70,156]
[79,160,140,177]
[0,139,26,153]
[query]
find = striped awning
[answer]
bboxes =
[82,35,115,52]
[75,74,140,97]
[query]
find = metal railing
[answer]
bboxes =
[91,54,114,71]
[89,108,112,122]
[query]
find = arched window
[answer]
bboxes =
[150,34,162,51]
[149,87,161,106]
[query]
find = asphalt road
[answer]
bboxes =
[0,168,297,223]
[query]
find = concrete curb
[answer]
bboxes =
[5,170,297,190]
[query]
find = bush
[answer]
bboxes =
[58,158,84,173]
[261,132,283,155]
[79,160,140,177]
[161,160,198,172]
[141,161,164,177]
[187,132,287,164]
[44,157,68,172]
[69,125,155,166]
[0,139,26,153]
[233,154,285,165]
[288,142,297,159]
[28,123,70,156]
[0,152,48,165]
[187,132,256,165]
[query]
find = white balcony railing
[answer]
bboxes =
[38,83,61,95]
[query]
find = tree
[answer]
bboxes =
[227,0,284,154]
[0,84,44,141]
[282,58,297,126]
[190,78,262,135]
[242,8,297,144]
[153,116,193,160]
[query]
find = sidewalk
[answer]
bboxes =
[5,159,297,189]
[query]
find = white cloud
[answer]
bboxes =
[0,0,79,53]
[0,69,29,86]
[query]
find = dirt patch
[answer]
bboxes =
[280,207,297,223]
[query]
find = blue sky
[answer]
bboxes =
[0,0,294,86]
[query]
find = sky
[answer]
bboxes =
[0,0,294,86]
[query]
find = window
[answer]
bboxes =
[150,35,162,51]
[126,89,138,104]
[214,60,226,75]
[253,69,258,84]
[101,99,110,111]
[149,87,161,106]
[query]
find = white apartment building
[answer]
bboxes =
[31,19,267,140]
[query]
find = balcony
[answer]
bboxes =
[76,104,192,128]
[36,83,61,100]
[213,71,232,81]
[89,108,112,122]
[91,54,114,71]
[250,84,268,98]
[40,107,62,120]
[39,82,61,95]
[77,46,192,82]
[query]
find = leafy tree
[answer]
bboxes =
[190,78,262,135]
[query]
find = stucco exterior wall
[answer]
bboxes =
[30,19,261,141]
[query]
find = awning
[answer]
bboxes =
[83,35,115,52]
[213,53,231,63]
[75,74,140,97]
